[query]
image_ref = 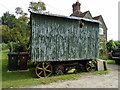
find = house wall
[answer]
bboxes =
[30,13,99,62]
[99,22,107,58]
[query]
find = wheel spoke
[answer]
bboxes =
[86,62,97,72]
[45,65,50,69]
[42,62,45,69]
[87,67,91,70]
[46,69,52,72]
[38,71,43,76]
[44,70,46,77]
[36,67,43,70]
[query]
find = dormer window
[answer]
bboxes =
[99,28,104,35]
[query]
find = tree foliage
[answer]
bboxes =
[15,7,28,16]
[114,41,120,48]
[1,8,30,52]
[106,40,118,52]
[1,25,11,43]
[15,7,24,15]
[1,1,46,52]
[29,1,46,11]
[1,12,16,29]
[11,15,30,52]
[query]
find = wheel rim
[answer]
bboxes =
[86,63,92,72]
[86,62,96,72]
[35,62,52,78]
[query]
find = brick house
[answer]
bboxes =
[70,0,108,58]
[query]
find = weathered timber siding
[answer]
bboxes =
[31,13,99,62]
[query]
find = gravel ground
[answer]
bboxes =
[22,64,119,88]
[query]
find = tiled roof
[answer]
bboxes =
[93,15,101,20]
[70,11,91,18]
[93,15,107,30]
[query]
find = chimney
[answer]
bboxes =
[72,0,81,13]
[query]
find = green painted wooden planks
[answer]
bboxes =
[31,14,99,62]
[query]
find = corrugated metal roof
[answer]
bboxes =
[30,10,100,24]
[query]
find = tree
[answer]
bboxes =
[1,12,16,29]
[1,7,30,52]
[1,25,10,43]
[106,40,117,52]
[29,1,46,11]
[9,8,31,52]
[0,25,14,43]
[15,7,28,16]
[15,7,23,15]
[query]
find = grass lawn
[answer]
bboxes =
[107,59,116,64]
[1,50,109,88]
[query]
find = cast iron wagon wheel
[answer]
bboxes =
[35,62,53,78]
[85,61,96,72]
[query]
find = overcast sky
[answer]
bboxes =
[0,0,119,41]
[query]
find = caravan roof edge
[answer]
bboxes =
[29,10,100,24]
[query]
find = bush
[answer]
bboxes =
[0,43,9,50]
[13,42,29,52]
[114,41,120,48]
[106,40,117,52]
[7,42,29,52]
[7,42,16,52]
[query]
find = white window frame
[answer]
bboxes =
[99,28,104,35]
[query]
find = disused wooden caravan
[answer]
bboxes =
[30,11,99,77]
